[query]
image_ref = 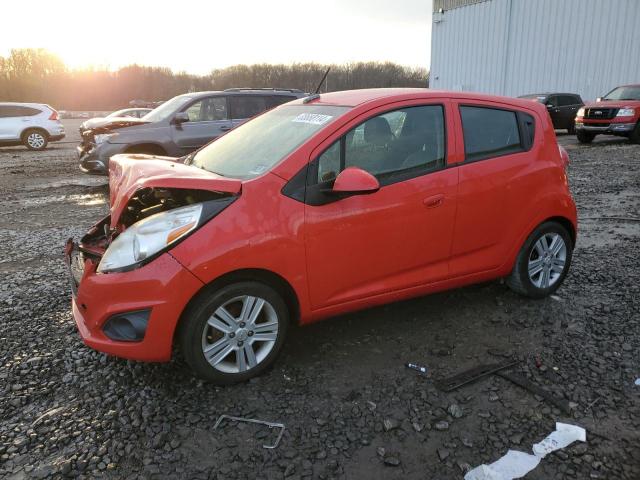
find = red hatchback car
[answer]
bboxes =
[65,89,577,383]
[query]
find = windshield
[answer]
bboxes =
[602,86,640,101]
[108,108,134,118]
[142,95,192,122]
[191,104,349,179]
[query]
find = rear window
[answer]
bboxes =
[460,106,523,162]
[229,96,268,119]
[268,96,297,108]
[0,105,41,117]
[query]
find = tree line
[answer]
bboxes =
[0,49,429,111]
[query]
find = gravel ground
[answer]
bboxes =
[0,124,639,479]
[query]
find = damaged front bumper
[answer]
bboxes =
[64,216,204,362]
[78,141,125,175]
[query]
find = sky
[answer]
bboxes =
[0,0,433,74]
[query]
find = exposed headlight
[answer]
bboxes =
[97,204,203,273]
[616,108,635,117]
[94,133,118,144]
[576,107,585,117]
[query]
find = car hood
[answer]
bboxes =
[108,154,242,228]
[583,100,640,109]
[80,116,150,132]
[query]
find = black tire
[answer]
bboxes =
[506,221,573,299]
[567,123,576,135]
[22,129,49,151]
[125,144,167,156]
[576,130,595,144]
[179,281,289,384]
[630,122,640,144]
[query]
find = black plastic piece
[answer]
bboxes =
[434,361,518,392]
[103,309,151,342]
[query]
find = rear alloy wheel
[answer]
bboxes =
[507,222,573,298]
[180,282,289,383]
[576,130,595,144]
[23,129,48,151]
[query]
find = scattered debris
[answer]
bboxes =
[447,403,464,418]
[496,371,572,414]
[213,415,285,449]
[465,423,586,480]
[532,422,586,458]
[405,362,428,374]
[435,361,518,392]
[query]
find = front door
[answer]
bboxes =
[303,102,458,310]
[172,96,231,153]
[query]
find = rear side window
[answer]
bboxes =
[230,96,267,119]
[268,96,296,108]
[459,106,522,162]
[0,105,41,117]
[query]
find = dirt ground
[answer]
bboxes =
[0,121,639,479]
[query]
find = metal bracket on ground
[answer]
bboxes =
[214,414,285,449]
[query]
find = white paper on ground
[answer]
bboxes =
[634,378,640,386]
[532,422,587,459]
[464,450,541,480]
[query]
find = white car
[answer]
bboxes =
[0,103,66,150]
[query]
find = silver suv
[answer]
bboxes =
[0,103,66,150]
[78,88,307,174]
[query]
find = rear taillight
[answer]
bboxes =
[48,110,59,121]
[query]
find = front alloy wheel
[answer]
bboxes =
[507,222,573,298]
[202,295,279,374]
[180,281,289,383]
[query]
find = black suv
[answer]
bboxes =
[519,93,584,133]
[78,88,308,174]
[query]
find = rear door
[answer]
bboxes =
[172,96,231,153]
[449,102,538,276]
[303,100,459,309]
[229,96,269,128]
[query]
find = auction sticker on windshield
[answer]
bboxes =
[292,113,333,125]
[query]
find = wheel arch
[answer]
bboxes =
[173,268,301,351]
[20,127,49,141]
[544,215,576,246]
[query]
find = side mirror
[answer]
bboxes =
[172,112,190,125]
[332,167,379,195]
[596,97,602,102]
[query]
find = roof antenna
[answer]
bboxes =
[314,67,331,94]
[303,67,331,104]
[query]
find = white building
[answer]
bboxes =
[429,0,640,101]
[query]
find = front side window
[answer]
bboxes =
[230,96,267,119]
[557,95,579,106]
[190,105,349,179]
[142,95,192,122]
[185,97,227,122]
[316,105,446,185]
[459,106,522,162]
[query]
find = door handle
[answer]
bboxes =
[220,125,231,131]
[423,194,445,208]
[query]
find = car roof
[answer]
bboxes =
[182,89,306,100]
[519,92,581,97]
[290,88,546,109]
[0,102,50,108]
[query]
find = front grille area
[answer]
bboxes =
[584,108,618,120]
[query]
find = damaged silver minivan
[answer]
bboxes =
[78,88,307,174]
